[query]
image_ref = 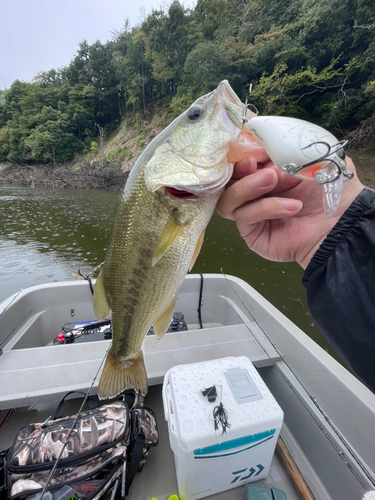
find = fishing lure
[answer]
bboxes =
[243,115,353,217]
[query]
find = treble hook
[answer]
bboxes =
[283,139,353,184]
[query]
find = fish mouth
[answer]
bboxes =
[165,186,197,199]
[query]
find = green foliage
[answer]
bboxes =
[168,88,195,118]
[105,145,133,168]
[184,41,230,93]
[105,146,132,160]
[365,81,375,99]
[0,89,7,108]
[251,58,343,115]
[1,0,375,164]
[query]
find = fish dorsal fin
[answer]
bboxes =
[153,296,177,339]
[93,268,111,319]
[152,215,186,267]
[189,230,205,272]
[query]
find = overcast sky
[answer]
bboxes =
[0,0,196,90]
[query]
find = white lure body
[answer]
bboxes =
[246,115,353,216]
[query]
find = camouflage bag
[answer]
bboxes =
[3,392,158,500]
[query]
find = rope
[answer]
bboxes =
[72,261,105,295]
[197,272,204,329]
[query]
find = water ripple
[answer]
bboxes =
[0,185,120,302]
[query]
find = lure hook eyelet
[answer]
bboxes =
[242,102,259,124]
[242,83,258,124]
[282,163,299,175]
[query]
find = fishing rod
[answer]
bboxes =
[219,269,375,492]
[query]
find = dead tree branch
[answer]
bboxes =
[353,20,375,30]
[347,111,375,150]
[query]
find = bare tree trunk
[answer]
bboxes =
[96,124,105,168]
[118,91,122,116]
[142,60,146,114]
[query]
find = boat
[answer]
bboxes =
[1,273,375,500]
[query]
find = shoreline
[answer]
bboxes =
[1,147,374,191]
[0,161,129,190]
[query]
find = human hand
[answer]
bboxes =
[216,156,364,269]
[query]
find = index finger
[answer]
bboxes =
[231,156,258,179]
[217,167,278,220]
[226,157,274,190]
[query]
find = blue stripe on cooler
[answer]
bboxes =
[193,429,275,459]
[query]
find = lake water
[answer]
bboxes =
[0,184,340,360]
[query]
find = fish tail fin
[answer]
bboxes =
[98,350,148,400]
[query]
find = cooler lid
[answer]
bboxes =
[163,356,283,452]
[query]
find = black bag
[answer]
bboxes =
[2,391,158,500]
[124,394,158,496]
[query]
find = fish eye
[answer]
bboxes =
[188,106,204,121]
[337,148,345,160]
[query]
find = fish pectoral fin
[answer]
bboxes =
[152,216,187,267]
[98,350,148,400]
[189,230,205,272]
[153,296,177,340]
[93,268,111,319]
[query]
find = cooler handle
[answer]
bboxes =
[162,371,179,439]
[162,368,171,421]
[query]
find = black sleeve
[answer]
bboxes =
[302,187,375,392]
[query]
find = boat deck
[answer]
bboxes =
[0,322,281,410]
[2,277,375,499]
[0,385,301,500]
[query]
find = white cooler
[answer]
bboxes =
[162,356,283,500]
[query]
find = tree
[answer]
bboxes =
[184,41,230,93]
[1,0,375,164]
[24,107,83,163]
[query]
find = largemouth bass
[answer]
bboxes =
[94,80,264,399]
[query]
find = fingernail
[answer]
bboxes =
[281,200,302,212]
[252,170,275,188]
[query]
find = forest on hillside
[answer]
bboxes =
[0,0,374,165]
